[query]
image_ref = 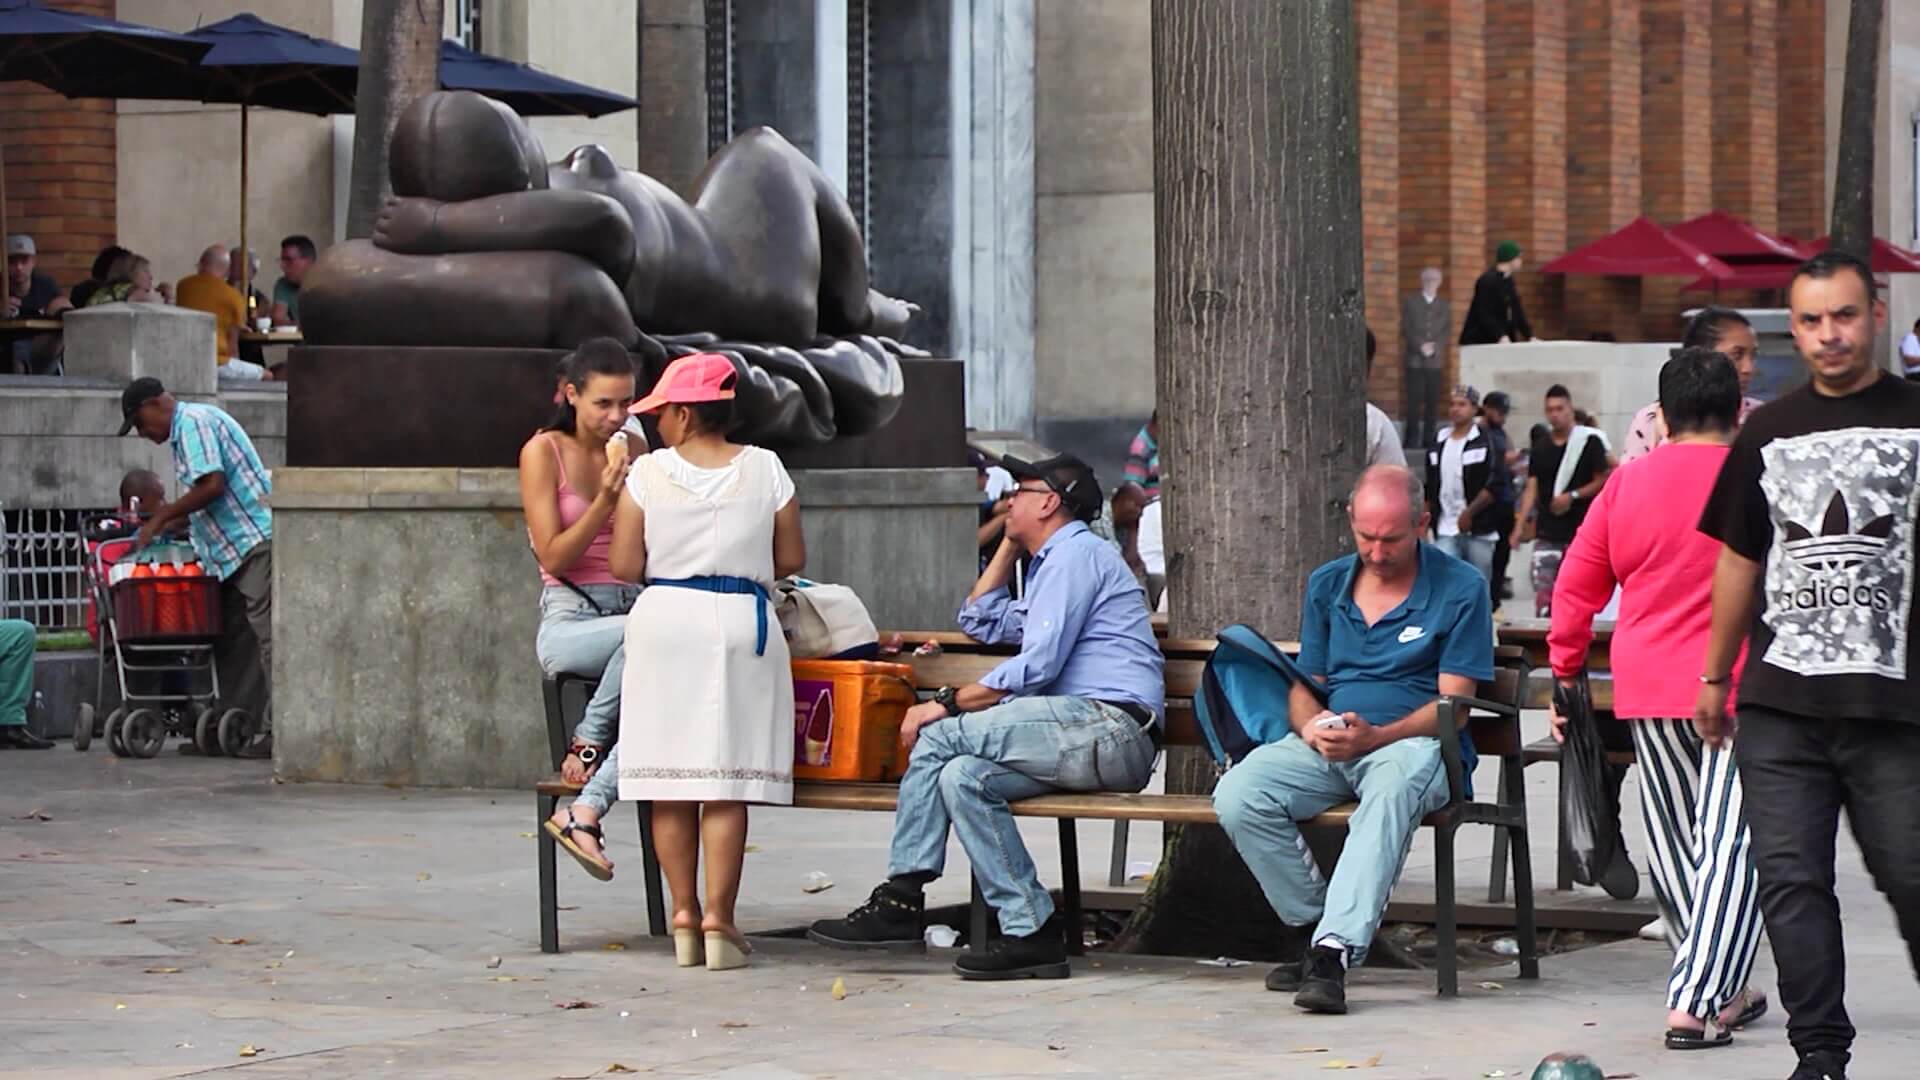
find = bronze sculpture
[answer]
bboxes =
[300,91,920,447]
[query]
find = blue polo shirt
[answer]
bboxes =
[1297,543,1495,767]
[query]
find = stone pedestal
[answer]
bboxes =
[61,304,217,395]
[271,465,977,788]
[1459,341,1670,448]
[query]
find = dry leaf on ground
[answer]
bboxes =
[487,956,502,969]
[554,999,598,1010]
[211,937,249,945]
[14,810,50,821]
[108,918,136,925]
[830,976,847,1001]
[719,1021,750,1029]
[1477,981,1505,991]
[165,897,205,904]
[238,1044,264,1057]
[602,942,626,951]
[605,1067,638,1075]
[416,872,431,881]
[143,967,182,975]
[1292,1047,1332,1054]
[490,975,518,982]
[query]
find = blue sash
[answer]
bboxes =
[649,575,772,656]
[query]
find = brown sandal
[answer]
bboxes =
[543,808,613,882]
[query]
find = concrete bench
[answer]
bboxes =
[535,635,1540,997]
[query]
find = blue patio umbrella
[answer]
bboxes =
[0,0,212,310]
[438,39,637,117]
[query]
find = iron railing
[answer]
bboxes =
[0,507,102,632]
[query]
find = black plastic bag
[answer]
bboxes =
[1555,673,1627,891]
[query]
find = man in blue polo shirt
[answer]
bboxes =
[1213,464,1493,1014]
[120,377,275,757]
[810,452,1163,981]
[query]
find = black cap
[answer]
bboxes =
[1481,390,1511,413]
[118,377,165,436]
[1001,453,1103,522]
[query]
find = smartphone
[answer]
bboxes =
[1314,713,1347,730]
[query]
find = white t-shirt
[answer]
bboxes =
[1366,403,1406,467]
[1436,430,1470,536]
[1136,498,1165,577]
[1902,332,1920,373]
[626,446,795,508]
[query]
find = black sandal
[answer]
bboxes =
[1664,1024,1733,1051]
[543,807,613,882]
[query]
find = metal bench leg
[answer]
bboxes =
[1487,760,1513,904]
[1510,820,1541,980]
[1107,819,1130,886]
[1058,818,1083,956]
[969,875,991,949]
[1434,824,1458,997]
[537,791,560,954]
[637,801,667,938]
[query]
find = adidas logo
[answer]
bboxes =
[1780,491,1896,574]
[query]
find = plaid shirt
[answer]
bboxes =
[1124,425,1161,496]
[169,402,273,580]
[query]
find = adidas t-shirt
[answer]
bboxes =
[1699,373,1920,723]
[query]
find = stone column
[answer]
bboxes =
[638,0,712,197]
[1486,0,1570,343]
[1399,0,1486,387]
[1358,0,1403,415]
[1567,0,1644,343]
[1642,0,1714,339]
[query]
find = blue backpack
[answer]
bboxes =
[1193,623,1328,768]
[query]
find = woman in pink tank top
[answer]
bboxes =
[522,339,644,880]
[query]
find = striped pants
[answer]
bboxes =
[1630,718,1765,1020]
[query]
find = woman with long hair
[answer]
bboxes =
[1548,347,1767,1051]
[611,352,805,971]
[524,338,643,880]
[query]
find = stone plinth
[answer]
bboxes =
[61,304,217,395]
[271,464,977,788]
[1459,341,1671,448]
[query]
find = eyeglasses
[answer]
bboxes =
[1012,483,1055,498]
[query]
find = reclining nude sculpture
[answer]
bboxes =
[300,91,921,446]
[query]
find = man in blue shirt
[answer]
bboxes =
[1213,465,1493,1014]
[120,377,276,757]
[811,453,1163,980]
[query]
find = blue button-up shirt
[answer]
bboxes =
[957,521,1166,720]
[169,401,273,581]
[1297,543,1494,768]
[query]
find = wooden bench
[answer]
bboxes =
[536,635,1540,996]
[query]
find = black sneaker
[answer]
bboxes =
[952,917,1070,981]
[807,883,925,952]
[1789,1052,1848,1080]
[1293,945,1348,1014]
[0,727,52,749]
[1264,960,1303,992]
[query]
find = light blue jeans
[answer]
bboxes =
[1432,533,1496,584]
[1212,733,1450,964]
[535,583,640,813]
[887,696,1158,937]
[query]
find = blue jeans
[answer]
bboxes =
[1432,533,1495,583]
[1213,733,1450,963]
[535,583,640,813]
[887,696,1158,937]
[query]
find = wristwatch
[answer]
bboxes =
[933,686,962,717]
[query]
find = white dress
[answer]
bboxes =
[616,446,797,805]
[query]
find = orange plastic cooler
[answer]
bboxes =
[791,659,918,782]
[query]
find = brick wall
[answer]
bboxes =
[0,0,117,290]
[1399,0,1486,412]
[1640,0,1714,339]
[1486,0,1569,342]
[1713,0,1781,230]
[1566,0,1645,342]
[1358,0,1402,414]
[1775,0,1826,241]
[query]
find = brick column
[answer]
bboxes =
[1641,0,1714,339]
[1399,0,1486,395]
[1358,0,1403,415]
[1566,0,1643,342]
[0,0,116,288]
[1775,0,1826,241]
[1486,0,1568,342]
[1712,0,1780,230]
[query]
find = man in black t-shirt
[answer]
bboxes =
[6,234,70,375]
[1508,384,1610,617]
[1697,251,1920,1080]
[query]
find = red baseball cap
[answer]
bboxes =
[629,352,739,415]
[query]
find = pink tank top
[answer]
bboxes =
[535,434,621,588]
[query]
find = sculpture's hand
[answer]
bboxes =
[372,197,441,253]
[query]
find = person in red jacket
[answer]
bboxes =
[1547,347,1766,1052]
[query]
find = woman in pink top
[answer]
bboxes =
[522,339,643,880]
[1548,348,1766,1051]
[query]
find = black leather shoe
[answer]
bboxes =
[1790,1052,1848,1080]
[807,882,926,952]
[1293,945,1348,1014]
[0,726,52,749]
[1264,960,1304,992]
[952,917,1070,981]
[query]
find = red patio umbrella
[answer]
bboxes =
[1540,216,1734,280]
[1684,235,1920,291]
[1804,235,1920,273]
[1670,210,1812,262]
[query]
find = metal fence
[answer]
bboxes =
[1,506,101,633]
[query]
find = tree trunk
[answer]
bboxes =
[1117,0,1366,961]
[1829,0,1883,259]
[346,0,446,239]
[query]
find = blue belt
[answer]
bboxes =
[649,575,772,656]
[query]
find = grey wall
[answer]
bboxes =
[733,0,819,161]
[868,0,954,356]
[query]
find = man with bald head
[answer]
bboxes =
[1212,465,1495,1014]
[175,244,260,380]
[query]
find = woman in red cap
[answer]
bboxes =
[611,352,806,971]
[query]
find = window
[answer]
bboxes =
[452,0,481,50]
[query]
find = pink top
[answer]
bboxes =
[1547,442,1746,718]
[535,433,620,588]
